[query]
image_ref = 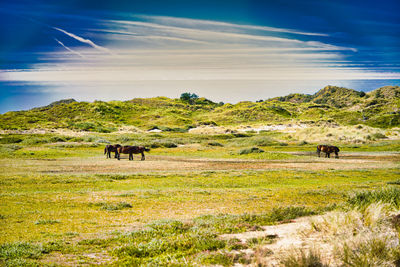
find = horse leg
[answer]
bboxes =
[335,152,339,159]
[317,150,320,157]
[114,151,118,158]
[141,152,145,161]
[327,153,330,158]
[107,150,110,158]
[117,152,120,160]
[129,153,133,161]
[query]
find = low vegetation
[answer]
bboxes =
[0,86,399,265]
[1,86,399,130]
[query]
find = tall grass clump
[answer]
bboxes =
[341,237,399,267]
[280,249,328,267]
[347,187,400,209]
[307,201,400,267]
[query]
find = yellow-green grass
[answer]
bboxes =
[1,169,399,244]
[1,133,400,265]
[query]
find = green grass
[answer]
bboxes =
[1,168,398,246]
[0,130,399,265]
[347,187,400,209]
[76,207,310,266]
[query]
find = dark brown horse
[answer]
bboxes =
[117,146,150,161]
[317,145,340,158]
[104,144,122,159]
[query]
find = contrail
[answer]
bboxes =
[53,27,113,54]
[54,38,85,58]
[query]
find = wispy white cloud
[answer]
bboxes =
[53,27,113,54]
[54,38,85,58]
[138,15,330,37]
[104,19,355,51]
[4,14,395,103]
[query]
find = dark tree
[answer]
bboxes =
[180,92,199,103]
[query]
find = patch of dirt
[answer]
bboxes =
[41,251,115,266]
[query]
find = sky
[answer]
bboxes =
[1,0,400,113]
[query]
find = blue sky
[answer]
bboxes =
[1,0,399,113]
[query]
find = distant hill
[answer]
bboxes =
[1,86,399,131]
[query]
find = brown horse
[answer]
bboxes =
[317,145,340,158]
[104,144,122,159]
[117,146,150,161]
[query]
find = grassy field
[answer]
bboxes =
[0,130,400,266]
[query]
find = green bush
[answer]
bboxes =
[34,219,60,225]
[239,147,264,155]
[0,137,22,144]
[49,136,67,142]
[96,202,133,211]
[208,142,224,147]
[149,141,178,148]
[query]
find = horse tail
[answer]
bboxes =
[336,146,340,152]
[316,145,321,152]
[104,147,107,154]
[145,148,151,152]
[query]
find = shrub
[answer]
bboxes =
[208,142,224,147]
[49,136,67,142]
[0,137,22,144]
[97,202,133,211]
[299,140,309,145]
[232,133,250,138]
[74,122,96,131]
[239,147,264,155]
[149,141,178,148]
[95,139,110,144]
[180,92,199,102]
[371,133,387,139]
[34,219,60,225]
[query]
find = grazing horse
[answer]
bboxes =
[117,146,150,161]
[104,144,122,159]
[317,145,340,158]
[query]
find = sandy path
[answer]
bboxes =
[3,153,399,175]
[220,215,336,266]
